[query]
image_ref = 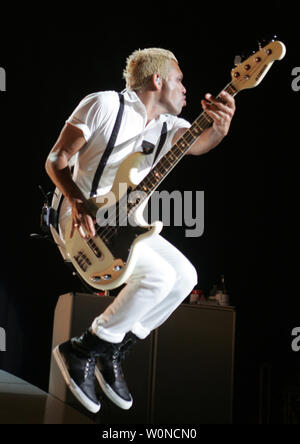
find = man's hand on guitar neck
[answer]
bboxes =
[201,91,235,139]
[184,90,236,156]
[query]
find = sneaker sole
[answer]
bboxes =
[95,366,133,410]
[53,345,101,414]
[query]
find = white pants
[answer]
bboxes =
[91,234,198,343]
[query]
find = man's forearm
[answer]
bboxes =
[45,152,86,204]
[45,122,88,204]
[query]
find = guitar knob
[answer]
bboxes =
[103,274,112,280]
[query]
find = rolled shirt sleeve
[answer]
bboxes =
[66,93,105,141]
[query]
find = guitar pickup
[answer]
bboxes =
[74,251,92,272]
[87,239,102,258]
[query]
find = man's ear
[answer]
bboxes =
[152,73,162,90]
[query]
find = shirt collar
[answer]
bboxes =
[122,89,168,123]
[122,89,140,103]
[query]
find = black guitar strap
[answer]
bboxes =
[90,93,168,198]
[152,121,168,165]
[90,93,125,197]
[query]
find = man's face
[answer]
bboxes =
[160,60,187,116]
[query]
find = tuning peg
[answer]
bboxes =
[234,55,242,66]
[258,38,268,49]
[258,34,278,49]
[248,50,256,57]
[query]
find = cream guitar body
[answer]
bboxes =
[64,152,163,290]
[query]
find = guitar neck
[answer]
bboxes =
[136,82,238,197]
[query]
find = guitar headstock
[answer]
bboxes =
[231,40,286,91]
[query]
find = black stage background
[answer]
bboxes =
[0,2,299,424]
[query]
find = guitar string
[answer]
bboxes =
[94,82,238,243]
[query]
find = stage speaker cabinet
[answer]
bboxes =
[153,303,236,424]
[49,292,235,424]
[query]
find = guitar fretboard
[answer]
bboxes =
[135,82,238,198]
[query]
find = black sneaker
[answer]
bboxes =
[95,334,137,410]
[119,331,140,360]
[53,338,100,413]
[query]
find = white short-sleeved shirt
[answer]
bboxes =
[59,89,191,234]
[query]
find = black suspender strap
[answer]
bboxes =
[90,93,125,197]
[152,121,168,166]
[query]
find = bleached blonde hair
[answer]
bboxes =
[123,48,178,91]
